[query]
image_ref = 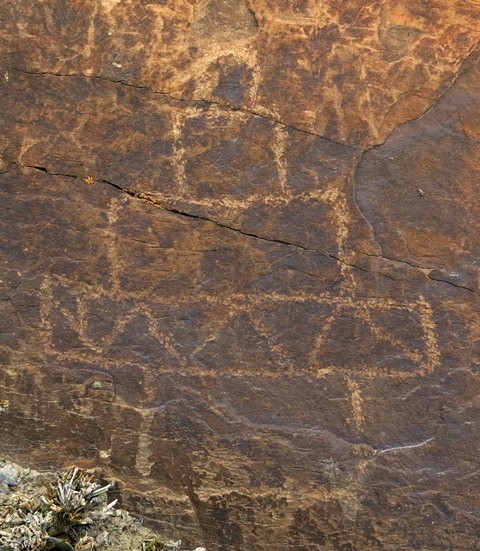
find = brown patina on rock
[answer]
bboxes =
[1,1,480,549]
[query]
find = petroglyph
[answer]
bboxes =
[172,111,188,197]
[2,1,480,548]
[135,410,156,478]
[272,126,289,197]
[347,378,364,434]
[39,246,440,385]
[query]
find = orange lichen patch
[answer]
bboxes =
[83,176,95,185]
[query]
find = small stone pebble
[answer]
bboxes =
[0,464,19,487]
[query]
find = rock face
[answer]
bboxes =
[1,1,480,549]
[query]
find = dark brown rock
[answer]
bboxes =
[1,1,480,550]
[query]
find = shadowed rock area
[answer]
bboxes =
[1,1,480,549]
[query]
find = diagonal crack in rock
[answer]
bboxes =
[10,67,350,149]
[11,162,397,281]
[11,162,480,297]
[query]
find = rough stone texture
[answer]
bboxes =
[1,1,480,549]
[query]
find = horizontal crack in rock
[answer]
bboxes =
[351,248,425,270]
[12,164,480,297]
[99,177,316,250]
[11,67,351,149]
[12,163,391,278]
[351,248,480,297]
[15,163,79,180]
[425,273,480,297]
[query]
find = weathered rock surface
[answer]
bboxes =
[1,1,480,549]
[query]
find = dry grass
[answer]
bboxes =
[0,460,205,551]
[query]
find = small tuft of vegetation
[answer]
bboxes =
[0,467,116,550]
[144,535,177,551]
[0,461,206,551]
